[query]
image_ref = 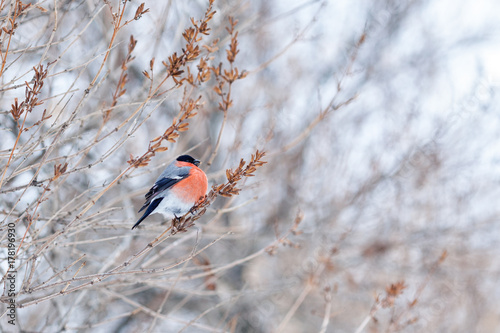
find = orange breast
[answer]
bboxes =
[171,166,207,203]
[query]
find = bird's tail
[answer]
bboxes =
[131,197,163,230]
[131,215,146,230]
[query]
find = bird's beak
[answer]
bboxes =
[194,159,201,166]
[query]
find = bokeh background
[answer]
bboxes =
[1,0,500,332]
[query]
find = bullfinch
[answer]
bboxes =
[132,155,208,229]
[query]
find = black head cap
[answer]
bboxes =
[177,155,200,166]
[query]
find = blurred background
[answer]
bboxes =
[1,0,500,332]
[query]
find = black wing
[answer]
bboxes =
[132,197,163,229]
[138,176,185,213]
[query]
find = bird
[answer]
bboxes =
[132,155,208,230]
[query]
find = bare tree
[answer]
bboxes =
[1,0,499,332]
